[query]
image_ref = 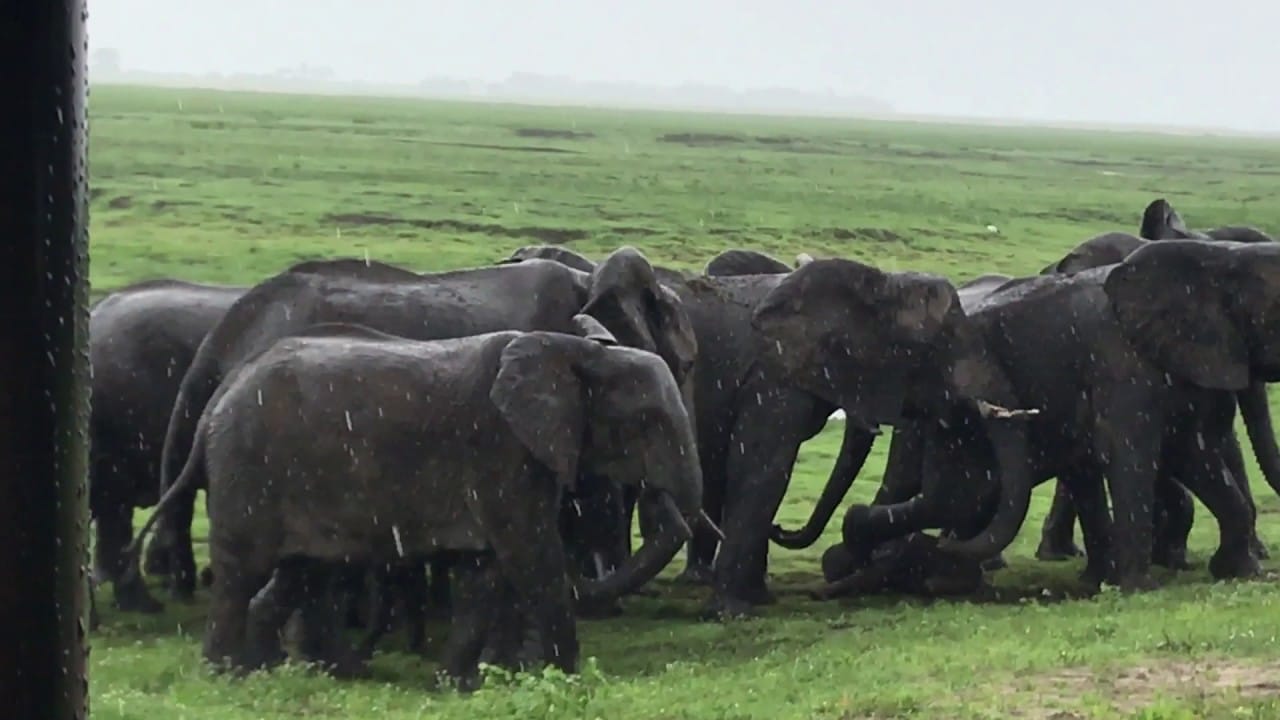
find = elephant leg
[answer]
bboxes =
[245,561,310,671]
[99,500,163,613]
[202,555,259,673]
[1151,478,1195,571]
[426,558,452,620]
[492,540,578,676]
[441,554,502,692]
[1097,388,1161,592]
[1225,433,1268,560]
[294,561,368,678]
[160,483,200,600]
[678,458,722,586]
[1177,441,1260,581]
[1062,467,1115,587]
[400,562,429,654]
[1035,480,1084,561]
[357,565,394,658]
[706,403,810,620]
[809,565,891,601]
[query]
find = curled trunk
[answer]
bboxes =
[1238,382,1280,495]
[938,420,1033,559]
[771,423,877,549]
[572,491,692,602]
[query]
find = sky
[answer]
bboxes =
[92,0,1279,132]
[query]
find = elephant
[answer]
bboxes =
[810,532,986,600]
[520,249,957,618]
[131,317,708,688]
[768,271,1024,562]
[704,249,792,277]
[1034,203,1280,562]
[754,258,1263,593]
[1139,197,1274,245]
[500,245,596,272]
[144,247,698,602]
[89,278,245,613]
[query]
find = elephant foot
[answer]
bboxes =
[200,566,215,588]
[167,583,196,603]
[1209,547,1262,581]
[112,578,165,614]
[700,593,759,622]
[438,669,483,694]
[980,553,1008,572]
[1250,535,1271,560]
[1117,571,1161,594]
[739,584,777,606]
[1152,545,1194,572]
[675,565,714,586]
[1035,539,1085,562]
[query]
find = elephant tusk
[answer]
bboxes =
[795,252,815,268]
[976,399,1041,419]
[698,509,726,542]
[592,552,612,580]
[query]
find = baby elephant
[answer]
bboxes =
[132,316,709,689]
[810,533,985,600]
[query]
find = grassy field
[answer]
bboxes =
[88,84,1280,719]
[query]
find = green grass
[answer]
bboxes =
[88,84,1280,719]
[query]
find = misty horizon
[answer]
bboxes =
[93,0,1278,133]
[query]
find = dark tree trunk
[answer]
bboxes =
[0,1,92,718]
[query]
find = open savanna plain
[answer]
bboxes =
[88,85,1280,719]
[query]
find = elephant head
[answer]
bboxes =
[500,245,597,272]
[750,258,960,426]
[580,246,698,392]
[1140,198,1201,240]
[1104,240,1280,389]
[1040,232,1148,275]
[1139,198,1274,244]
[703,249,791,276]
[751,259,1036,560]
[489,317,711,601]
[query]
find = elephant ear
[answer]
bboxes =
[489,334,588,490]
[571,313,618,346]
[1103,243,1249,390]
[883,272,956,344]
[582,247,697,384]
[1139,198,1199,240]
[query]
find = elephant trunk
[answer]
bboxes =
[1238,382,1280,495]
[771,423,876,549]
[938,419,1033,559]
[572,490,696,602]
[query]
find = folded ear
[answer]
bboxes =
[572,313,618,346]
[489,334,587,490]
[1104,243,1249,390]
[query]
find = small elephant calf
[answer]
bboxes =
[810,533,986,601]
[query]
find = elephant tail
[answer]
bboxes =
[121,412,211,577]
[771,421,876,549]
[1239,382,1280,495]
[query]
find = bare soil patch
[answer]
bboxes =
[1010,658,1280,718]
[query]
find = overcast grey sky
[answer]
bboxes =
[93,0,1278,131]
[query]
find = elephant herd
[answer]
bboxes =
[88,198,1280,689]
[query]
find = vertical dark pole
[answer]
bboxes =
[0,2,92,719]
